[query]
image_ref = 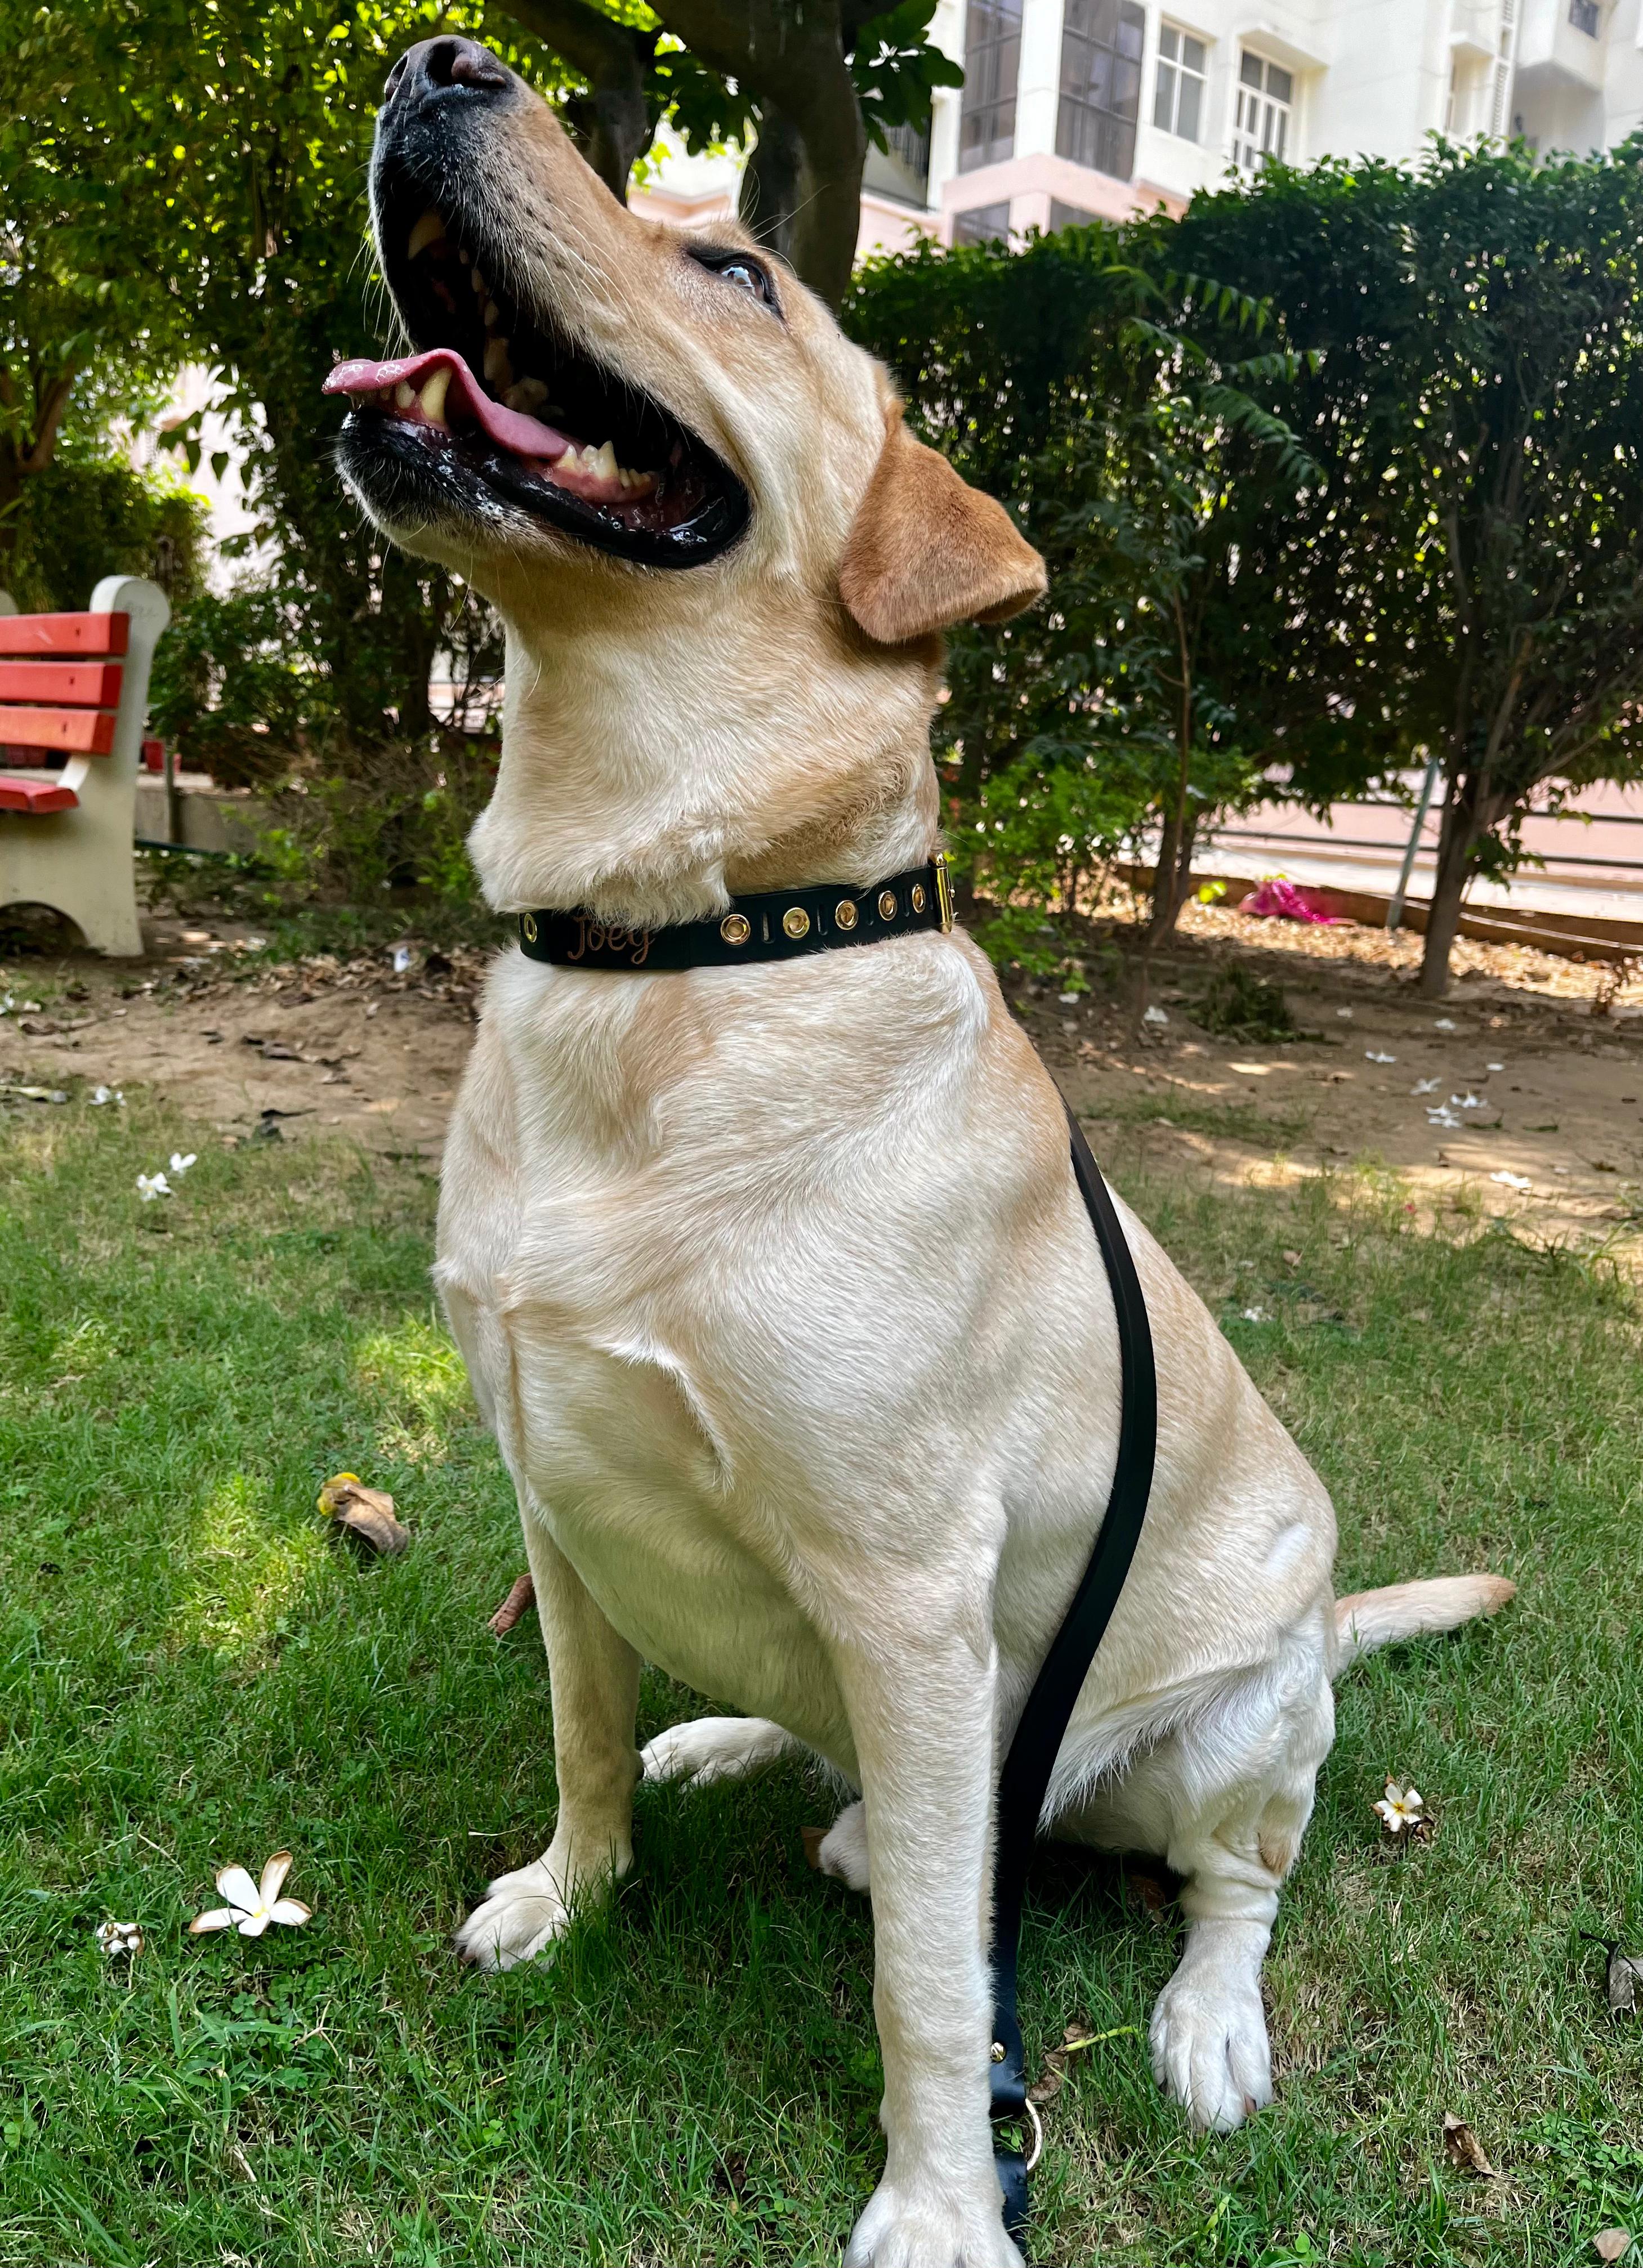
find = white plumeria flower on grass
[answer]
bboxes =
[90,1085,125,1107]
[169,1152,197,1176]
[189,1851,312,1939]
[1365,1050,1397,1064]
[1412,1078,1440,1095]
[96,1919,145,1960]
[1491,1170,1532,1192]
[1373,1779,1428,1836]
[136,1171,172,1202]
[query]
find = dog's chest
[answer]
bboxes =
[503,1303,843,1739]
[443,994,861,1746]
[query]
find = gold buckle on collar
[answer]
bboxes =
[934,852,955,933]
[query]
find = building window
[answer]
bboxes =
[1568,0,1600,33]
[1057,0,1146,181]
[1050,199,1099,230]
[1154,24,1207,141]
[1233,51,1292,173]
[959,0,1023,172]
[864,120,932,208]
[952,200,1012,244]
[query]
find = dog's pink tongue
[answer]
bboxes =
[323,348,570,462]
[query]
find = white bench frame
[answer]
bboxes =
[0,576,172,958]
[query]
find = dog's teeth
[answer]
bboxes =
[504,377,549,411]
[394,379,416,409]
[483,337,514,388]
[587,441,618,482]
[407,210,445,260]
[483,299,501,330]
[418,366,451,426]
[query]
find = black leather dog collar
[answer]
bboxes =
[517,856,953,971]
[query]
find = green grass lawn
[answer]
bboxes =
[1,1098,1639,2266]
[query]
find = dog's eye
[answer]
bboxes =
[718,260,770,301]
[690,249,779,312]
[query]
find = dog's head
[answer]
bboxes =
[328,37,1044,646]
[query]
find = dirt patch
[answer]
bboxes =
[1,913,481,1157]
[1029,899,1643,1250]
[5,898,1642,1252]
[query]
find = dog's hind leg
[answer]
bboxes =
[640,1716,796,1788]
[1060,1632,1335,2135]
[1149,1651,1332,2132]
[456,1516,642,1971]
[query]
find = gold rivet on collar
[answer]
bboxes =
[835,898,858,931]
[878,889,898,919]
[782,906,811,940]
[721,912,751,945]
[521,914,539,944]
[911,883,927,913]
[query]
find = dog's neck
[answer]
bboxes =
[467,607,944,928]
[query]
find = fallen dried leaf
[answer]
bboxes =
[1028,2016,1141,2105]
[488,1571,535,1636]
[318,1471,409,1555]
[1602,1942,1642,2016]
[1592,2232,1632,2263]
[1442,2112,1495,2176]
[1125,1864,1172,1912]
[800,1824,828,1870]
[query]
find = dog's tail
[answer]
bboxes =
[1333,1574,1516,1672]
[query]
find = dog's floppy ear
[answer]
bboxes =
[840,401,1047,646]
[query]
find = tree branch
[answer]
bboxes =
[20,365,77,476]
[651,0,866,305]
[500,0,660,198]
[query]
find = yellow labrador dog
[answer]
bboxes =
[328,39,1512,2265]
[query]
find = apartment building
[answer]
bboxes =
[632,0,1643,256]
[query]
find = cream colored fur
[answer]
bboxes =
[345,59,1515,2268]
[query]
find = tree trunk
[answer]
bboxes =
[1146,803,1199,946]
[785,83,866,308]
[0,444,23,594]
[1418,768,1476,997]
[738,105,805,262]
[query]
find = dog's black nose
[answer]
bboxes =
[383,36,511,112]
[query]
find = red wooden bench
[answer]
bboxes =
[0,577,171,956]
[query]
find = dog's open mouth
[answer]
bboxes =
[325,199,749,568]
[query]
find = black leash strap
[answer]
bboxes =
[988,1101,1158,2245]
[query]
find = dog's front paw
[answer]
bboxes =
[454,1860,574,1971]
[843,2177,1022,2268]
[1149,1960,1274,2133]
